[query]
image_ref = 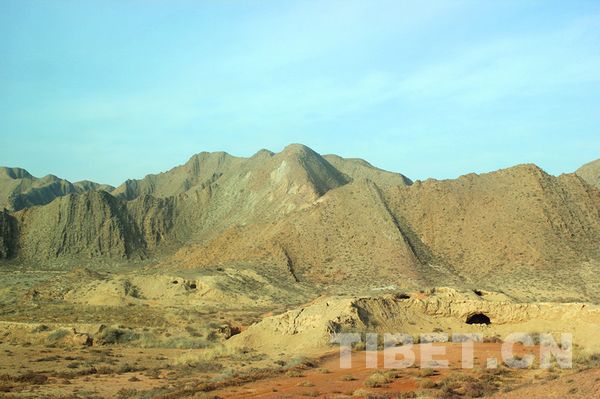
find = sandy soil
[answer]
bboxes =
[216,342,541,398]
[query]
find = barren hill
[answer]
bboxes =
[0,166,114,211]
[576,158,600,188]
[1,145,600,300]
[385,165,600,276]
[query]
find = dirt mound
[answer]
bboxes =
[228,287,600,356]
[64,268,312,308]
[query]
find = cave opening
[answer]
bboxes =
[465,313,491,325]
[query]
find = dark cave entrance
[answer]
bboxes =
[465,313,491,325]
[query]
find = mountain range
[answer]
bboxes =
[1,144,599,300]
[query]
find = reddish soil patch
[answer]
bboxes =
[217,342,538,398]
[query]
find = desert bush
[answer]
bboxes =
[117,363,145,374]
[436,372,498,398]
[286,356,317,370]
[364,371,391,388]
[138,332,209,349]
[573,351,600,370]
[116,388,140,399]
[285,370,304,377]
[123,281,141,298]
[96,327,139,345]
[353,341,367,351]
[419,368,436,377]
[171,350,227,372]
[342,374,358,381]
[302,390,320,397]
[96,366,116,375]
[420,379,437,389]
[34,355,61,362]
[353,389,371,398]
[384,369,402,379]
[175,345,231,363]
[32,324,50,333]
[46,328,70,344]
[13,371,48,385]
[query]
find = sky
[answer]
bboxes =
[1,0,599,186]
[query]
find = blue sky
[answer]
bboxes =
[1,0,599,186]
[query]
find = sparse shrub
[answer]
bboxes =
[419,368,436,377]
[286,370,304,377]
[573,352,600,370]
[420,379,437,389]
[35,355,61,362]
[116,388,140,399]
[138,332,209,349]
[303,390,320,397]
[342,374,358,381]
[364,371,391,388]
[353,389,371,398]
[123,281,141,298]
[46,328,70,344]
[353,341,367,351]
[14,371,48,385]
[384,369,402,379]
[286,356,317,369]
[144,368,160,379]
[32,324,50,333]
[96,366,115,375]
[171,350,226,372]
[96,327,139,345]
[117,363,138,373]
[436,372,498,398]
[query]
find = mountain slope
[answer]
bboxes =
[167,160,600,298]
[0,209,16,259]
[0,167,114,211]
[323,154,412,188]
[383,165,600,297]
[13,191,141,259]
[112,144,352,243]
[576,158,600,189]
[2,146,600,301]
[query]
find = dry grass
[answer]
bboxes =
[363,371,392,388]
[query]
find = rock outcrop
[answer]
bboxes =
[14,191,140,259]
[0,209,17,259]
